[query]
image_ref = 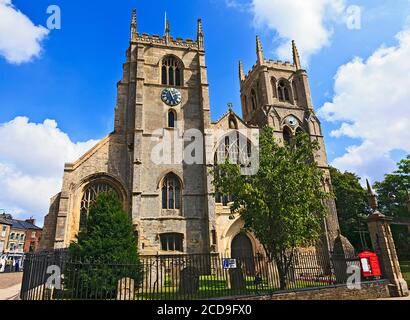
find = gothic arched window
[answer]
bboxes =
[80,181,120,230]
[229,117,238,130]
[292,81,298,103]
[283,127,292,145]
[162,173,182,210]
[251,89,258,110]
[243,95,248,113]
[271,77,277,98]
[278,80,291,102]
[168,109,176,128]
[162,56,183,86]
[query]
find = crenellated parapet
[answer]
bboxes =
[242,60,297,84]
[132,33,201,50]
[129,8,204,51]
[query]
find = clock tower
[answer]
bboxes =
[114,9,213,254]
[238,37,352,253]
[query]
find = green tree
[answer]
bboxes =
[66,191,142,299]
[374,155,410,258]
[329,167,370,250]
[213,127,329,289]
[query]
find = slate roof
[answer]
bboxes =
[0,214,42,231]
[9,220,42,231]
[0,216,12,226]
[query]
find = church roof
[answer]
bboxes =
[212,108,255,128]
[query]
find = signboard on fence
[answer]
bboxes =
[223,259,237,269]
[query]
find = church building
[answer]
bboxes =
[40,9,347,258]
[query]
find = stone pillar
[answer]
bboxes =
[366,179,408,297]
[367,212,409,297]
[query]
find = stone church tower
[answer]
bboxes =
[238,36,345,252]
[40,10,213,255]
[40,9,349,257]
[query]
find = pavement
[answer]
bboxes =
[377,295,410,301]
[0,273,22,300]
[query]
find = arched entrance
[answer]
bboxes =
[231,233,255,275]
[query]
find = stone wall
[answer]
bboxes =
[236,280,390,300]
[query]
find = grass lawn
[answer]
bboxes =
[136,275,331,300]
[400,261,410,287]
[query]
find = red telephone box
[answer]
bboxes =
[358,251,382,279]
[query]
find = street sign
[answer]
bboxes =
[223,258,237,269]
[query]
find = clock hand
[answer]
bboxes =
[169,91,175,100]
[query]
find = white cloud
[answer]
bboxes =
[0,117,98,225]
[227,0,347,63]
[319,29,410,183]
[0,0,49,64]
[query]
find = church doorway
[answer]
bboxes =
[231,233,255,275]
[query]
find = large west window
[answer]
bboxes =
[162,56,183,86]
[80,181,120,229]
[160,233,183,252]
[161,173,182,210]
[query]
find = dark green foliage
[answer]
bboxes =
[329,166,370,250]
[65,191,142,299]
[213,127,329,289]
[374,155,410,258]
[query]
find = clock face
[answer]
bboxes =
[161,88,182,106]
[286,116,298,127]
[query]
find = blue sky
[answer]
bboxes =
[1,0,410,221]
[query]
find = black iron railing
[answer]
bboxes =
[20,250,374,300]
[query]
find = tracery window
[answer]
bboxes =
[214,132,254,205]
[161,173,181,210]
[278,80,291,102]
[80,181,119,229]
[162,56,183,86]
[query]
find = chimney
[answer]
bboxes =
[26,218,36,225]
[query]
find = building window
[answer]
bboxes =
[229,117,238,130]
[251,89,258,110]
[31,231,36,239]
[161,173,181,210]
[278,80,291,102]
[215,193,233,206]
[283,127,292,145]
[271,77,277,98]
[160,233,183,252]
[10,233,14,240]
[292,81,298,103]
[80,181,120,230]
[1,226,6,237]
[162,56,183,86]
[211,230,217,246]
[168,110,176,128]
[243,96,248,114]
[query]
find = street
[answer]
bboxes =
[0,273,22,300]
